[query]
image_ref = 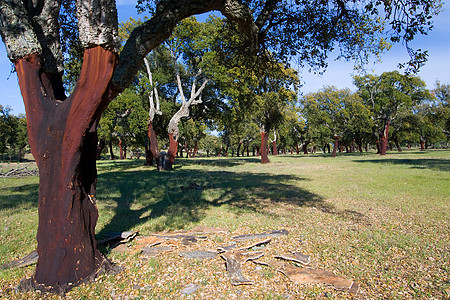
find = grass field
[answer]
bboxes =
[0,149,448,299]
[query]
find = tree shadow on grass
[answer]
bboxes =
[177,157,262,167]
[95,163,328,247]
[354,158,450,172]
[0,183,39,210]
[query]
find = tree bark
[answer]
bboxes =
[109,140,115,160]
[380,120,390,155]
[167,133,177,170]
[331,135,340,157]
[147,121,160,168]
[260,131,270,164]
[15,47,118,288]
[394,137,402,152]
[272,140,277,155]
[302,142,309,154]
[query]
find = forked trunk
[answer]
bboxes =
[331,135,340,157]
[260,131,270,164]
[302,142,309,155]
[16,48,118,288]
[394,137,402,152]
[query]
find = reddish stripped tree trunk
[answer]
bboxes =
[192,141,198,158]
[119,140,124,159]
[146,121,160,168]
[272,140,277,156]
[167,133,177,170]
[16,47,117,287]
[260,132,270,164]
[380,120,390,155]
[331,135,340,157]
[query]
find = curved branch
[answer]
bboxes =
[112,0,257,92]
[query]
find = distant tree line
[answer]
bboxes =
[0,105,28,162]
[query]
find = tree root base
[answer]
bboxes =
[13,258,122,295]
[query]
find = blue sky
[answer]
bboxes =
[1,1,449,115]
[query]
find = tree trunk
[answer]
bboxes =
[331,135,340,157]
[237,141,242,157]
[302,142,309,154]
[192,141,198,158]
[16,48,117,288]
[147,121,160,168]
[167,133,177,170]
[394,137,402,152]
[272,140,277,156]
[260,132,270,164]
[119,140,124,159]
[109,140,115,160]
[96,139,106,160]
[380,120,390,155]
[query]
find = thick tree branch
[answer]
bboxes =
[112,0,257,92]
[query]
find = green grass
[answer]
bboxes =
[0,149,449,299]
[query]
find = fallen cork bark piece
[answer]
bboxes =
[262,260,358,295]
[218,238,271,253]
[98,231,139,248]
[0,250,38,270]
[179,250,218,259]
[276,251,311,265]
[238,238,272,250]
[141,246,173,257]
[233,229,288,241]
[221,250,264,285]
[152,233,206,245]
[135,236,165,248]
[188,226,229,234]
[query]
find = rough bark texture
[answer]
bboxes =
[15,47,118,288]
[260,132,270,164]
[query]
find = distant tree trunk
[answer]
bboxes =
[260,131,270,164]
[109,140,115,160]
[147,121,160,168]
[375,138,381,154]
[302,142,309,154]
[352,139,356,152]
[246,144,250,156]
[119,140,124,159]
[380,120,390,155]
[18,147,23,162]
[167,133,177,169]
[272,131,278,155]
[237,140,242,157]
[393,136,402,152]
[96,139,106,160]
[192,141,198,158]
[331,135,340,157]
